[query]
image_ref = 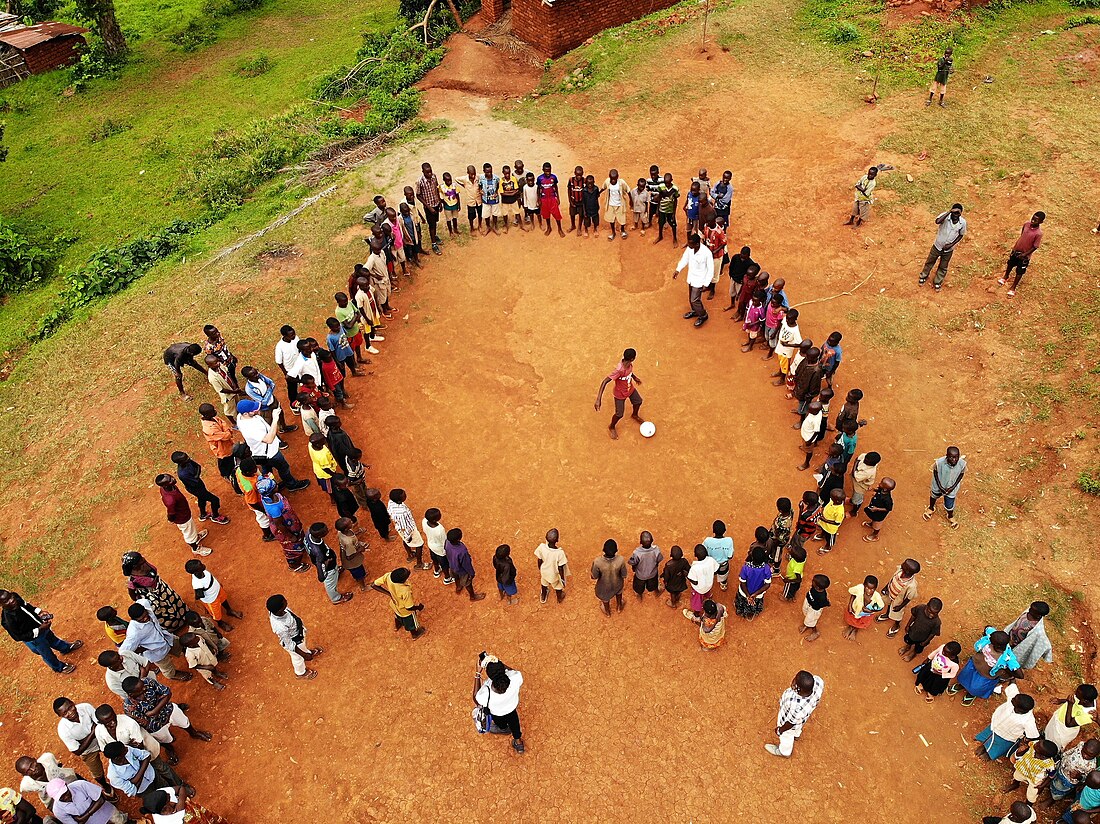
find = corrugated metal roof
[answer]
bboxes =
[0,22,88,51]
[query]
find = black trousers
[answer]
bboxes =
[492,709,522,740]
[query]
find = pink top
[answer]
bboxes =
[1012,223,1042,257]
[388,218,404,250]
[764,303,786,330]
[927,645,960,679]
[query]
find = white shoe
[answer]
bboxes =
[367,346,380,354]
[372,335,385,342]
[764,744,787,757]
[192,546,213,556]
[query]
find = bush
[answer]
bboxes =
[1068,0,1100,8]
[35,219,205,339]
[0,220,56,295]
[68,39,124,92]
[88,117,132,143]
[314,27,443,101]
[1066,12,1100,25]
[235,52,274,77]
[169,18,218,51]
[828,21,862,43]
[1078,470,1100,496]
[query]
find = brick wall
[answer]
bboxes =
[23,35,84,74]
[481,0,506,22]
[512,0,678,57]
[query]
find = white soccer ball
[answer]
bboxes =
[640,421,656,438]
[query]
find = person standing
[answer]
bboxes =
[1046,685,1098,751]
[371,568,426,640]
[154,475,212,556]
[170,452,229,526]
[45,777,127,824]
[736,546,773,620]
[702,520,734,592]
[203,355,241,420]
[274,325,303,412]
[919,204,967,290]
[602,169,631,241]
[121,676,212,745]
[687,545,719,616]
[711,170,734,227]
[415,162,443,254]
[444,528,487,602]
[594,347,645,440]
[535,529,569,605]
[591,539,628,616]
[473,654,526,753]
[235,400,310,492]
[536,162,565,237]
[305,523,353,606]
[197,404,237,486]
[627,531,663,600]
[567,165,585,233]
[927,47,953,107]
[924,446,966,528]
[0,590,83,675]
[765,671,825,758]
[876,559,921,637]
[120,604,189,681]
[493,545,519,605]
[674,233,715,328]
[702,215,727,300]
[998,211,1045,297]
[843,167,878,227]
[861,477,896,542]
[53,699,109,789]
[654,172,680,245]
[387,489,431,570]
[266,594,320,680]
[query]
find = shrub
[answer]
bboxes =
[1066,12,1100,25]
[828,21,862,43]
[235,52,274,77]
[1068,0,1100,8]
[169,18,218,51]
[88,117,132,143]
[0,220,56,295]
[314,27,443,101]
[68,39,123,92]
[1078,470,1100,496]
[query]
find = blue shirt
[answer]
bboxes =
[106,744,153,797]
[765,286,790,308]
[712,180,733,212]
[822,341,843,373]
[326,330,354,362]
[245,374,276,408]
[479,176,500,204]
[176,459,205,495]
[685,192,700,219]
[702,536,734,565]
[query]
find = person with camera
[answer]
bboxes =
[473,653,526,754]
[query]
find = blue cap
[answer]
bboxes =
[236,399,261,415]
[257,478,277,496]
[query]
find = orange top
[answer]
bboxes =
[202,417,235,459]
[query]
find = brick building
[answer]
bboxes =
[482,0,680,57]
[0,22,88,89]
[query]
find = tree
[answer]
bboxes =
[0,122,8,164]
[74,0,127,57]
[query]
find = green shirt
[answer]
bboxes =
[335,304,359,338]
[658,183,679,214]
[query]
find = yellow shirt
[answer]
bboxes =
[104,621,126,645]
[374,573,414,617]
[1056,699,1096,728]
[309,444,341,480]
[848,584,885,618]
[785,558,806,579]
[819,501,845,535]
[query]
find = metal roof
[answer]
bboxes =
[0,22,88,51]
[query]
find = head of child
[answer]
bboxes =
[466,164,476,177]
[440,171,452,185]
[603,539,617,558]
[424,507,441,527]
[805,346,821,364]
[542,162,552,175]
[776,497,792,516]
[841,419,859,437]
[712,520,726,538]
[317,395,333,412]
[811,573,830,593]
[636,177,646,191]
[545,527,559,547]
[184,559,206,577]
[198,403,217,421]
[702,599,718,618]
[826,331,842,348]
[1075,684,1098,708]
[334,292,350,309]
[366,487,381,503]
[315,349,334,364]
[347,446,362,465]
[829,488,844,507]
[789,544,807,564]
[584,174,595,188]
[179,632,201,651]
[495,544,511,562]
[327,415,343,432]
[154,473,177,491]
[749,545,767,566]
[390,488,407,505]
[309,434,327,451]
[670,545,683,561]
[309,522,329,543]
[402,185,415,202]
[818,387,835,406]
[385,207,398,223]
[802,490,820,508]
[989,630,1011,654]
[785,308,800,327]
[446,527,463,545]
[332,474,349,490]
[878,477,896,494]
[942,640,962,661]
[502,165,512,179]
[846,388,864,404]
[807,400,823,417]
[865,451,881,466]
[622,348,636,365]
[693,544,707,561]
[266,594,287,616]
[797,339,813,358]
[1010,691,1036,716]
[390,567,411,585]
[335,517,355,534]
[639,530,653,548]
[399,203,412,218]
[861,575,878,599]
[184,610,203,629]
[525,172,535,185]
[689,180,700,196]
[754,526,770,544]
[326,317,341,334]
[750,289,765,307]
[96,606,118,623]
[1028,601,1050,621]
[925,597,943,619]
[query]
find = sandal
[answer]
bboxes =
[961,695,976,706]
[946,684,961,695]
[925,695,935,703]
[886,627,899,637]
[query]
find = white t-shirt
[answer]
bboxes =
[605,179,627,208]
[57,703,99,753]
[800,412,823,442]
[274,337,301,373]
[475,670,524,715]
[776,323,803,358]
[522,183,539,211]
[688,557,720,594]
[190,570,221,604]
[422,520,447,557]
[289,353,322,383]
[94,714,160,757]
[151,787,187,824]
[238,414,280,458]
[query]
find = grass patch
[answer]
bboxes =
[847,295,916,350]
[235,51,275,77]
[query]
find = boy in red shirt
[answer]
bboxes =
[316,350,354,410]
[536,162,565,237]
[594,348,645,440]
[998,211,1044,298]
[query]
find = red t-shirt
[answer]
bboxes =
[320,359,343,388]
[608,361,635,400]
[160,487,191,524]
[1012,223,1042,257]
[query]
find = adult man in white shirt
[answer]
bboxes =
[235,400,309,492]
[93,704,161,760]
[673,233,715,328]
[267,594,321,679]
[919,203,967,290]
[53,698,108,787]
[98,649,156,699]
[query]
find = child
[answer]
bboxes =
[494,544,519,605]
[308,434,341,495]
[334,292,369,364]
[799,574,831,642]
[687,544,719,616]
[344,447,369,507]
[843,575,884,641]
[325,317,362,378]
[522,171,541,229]
[835,419,859,474]
[422,507,452,584]
[184,559,242,632]
[661,545,690,608]
[387,488,431,569]
[849,450,880,515]
[740,290,767,352]
[747,526,770,567]
[400,186,426,256]
[439,171,461,236]
[735,545,772,620]
[914,641,961,702]
[821,331,843,387]
[798,400,824,471]
[180,632,227,690]
[792,491,822,551]
[762,293,786,360]
[462,164,482,232]
[862,477,896,542]
[1007,739,1058,802]
[370,567,426,640]
[97,605,128,646]
[581,174,600,237]
[814,387,835,445]
[335,516,368,591]
[364,487,391,541]
[384,207,408,276]
[767,497,793,571]
[398,203,422,268]
[815,488,845,554]
[297,374,323,408]
[683,179,701,235]
[899,598,943,661]
[331,474,359,522]
[445,528,486,601]
[316,394,336,435]
[781,543,807,601]
[631,178,650,235]
[297,395,321,438]
[184,609,230,656]
[316,350,353,409]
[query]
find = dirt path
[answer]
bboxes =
[0,12,1061,824]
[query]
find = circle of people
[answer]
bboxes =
[0,157,1082,824]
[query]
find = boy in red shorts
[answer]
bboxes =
[536,162,565,237]
[594,348,645,440]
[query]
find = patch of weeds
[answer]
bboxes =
[88,118,133,144]
[847,295,916,350]
[1065,12,1100,25]
[1016,451,1043,472]
[236,52,275,78]
[1016,381,1066,422]
[168,18,219,52]
[1077,469,1100,495]
[145,136,172,159]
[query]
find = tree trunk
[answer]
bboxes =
[96,0,127,57]
[443,0,462,28]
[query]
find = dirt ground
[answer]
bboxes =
[0,15,1093,824]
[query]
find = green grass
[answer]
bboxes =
[846,296,917,350]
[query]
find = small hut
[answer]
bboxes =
[0,21,88,88]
